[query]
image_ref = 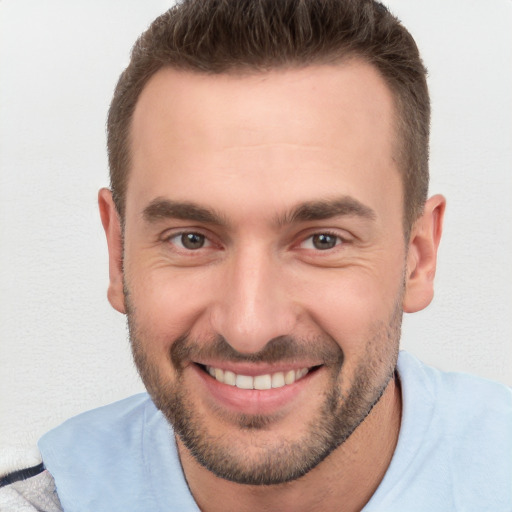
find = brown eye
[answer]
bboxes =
[311,234,339,250]
[180,232,206,250]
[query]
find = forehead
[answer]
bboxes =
[127,62,401,223]
[132,61,397,150]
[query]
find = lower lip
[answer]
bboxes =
[191,364,319,416]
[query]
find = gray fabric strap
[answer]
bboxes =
[0,469,63,512]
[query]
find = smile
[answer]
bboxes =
[205,365,311,390]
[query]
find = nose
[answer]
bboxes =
[209,245,298,355]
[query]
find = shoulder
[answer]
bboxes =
[397,350,512,424]
[0,464,63,512]
[36,393,191,511]
[381,351,512,510]
[40,392,155,446]
[50,392,155,429]
[38,392,157,464]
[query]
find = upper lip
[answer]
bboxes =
[194,360,322,376]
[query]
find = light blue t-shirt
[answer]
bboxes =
[39,352,512,511]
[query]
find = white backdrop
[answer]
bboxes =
[1,1,511,471]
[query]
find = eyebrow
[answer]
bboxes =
[142,195,376,227]
[142,198,227,225]
[276,196,376,226]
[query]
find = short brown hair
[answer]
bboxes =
[107,0,430,229]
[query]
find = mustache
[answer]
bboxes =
[170,334,344,370]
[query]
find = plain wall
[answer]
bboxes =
[1,0,511,470]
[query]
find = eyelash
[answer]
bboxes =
[297,231,349,252]
[164,231,213,251]
[162,229,349,255]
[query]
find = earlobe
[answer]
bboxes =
[403,194,446,313]
[98,188,126,314]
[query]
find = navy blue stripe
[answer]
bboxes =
[0,462,45,488]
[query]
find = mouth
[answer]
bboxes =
[192,362,323,416]
[198,363,320,390]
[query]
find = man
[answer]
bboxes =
[1,0,510,510]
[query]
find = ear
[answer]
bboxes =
[403,194,446,313]
[98,188,126,314]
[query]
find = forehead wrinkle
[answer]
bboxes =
[275,197,377,226]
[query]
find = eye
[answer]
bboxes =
[301,233,342,250]
[168,232,210,250]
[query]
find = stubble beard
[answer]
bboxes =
[127,291,402,486]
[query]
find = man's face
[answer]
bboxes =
[120,62,408,484]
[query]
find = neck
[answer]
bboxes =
[177,375,402,512]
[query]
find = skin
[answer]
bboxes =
[99,62,445,511]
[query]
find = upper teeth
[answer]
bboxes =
[206,366,310,390]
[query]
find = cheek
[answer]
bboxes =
[126,268,214,352]
[295,263,404,354]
